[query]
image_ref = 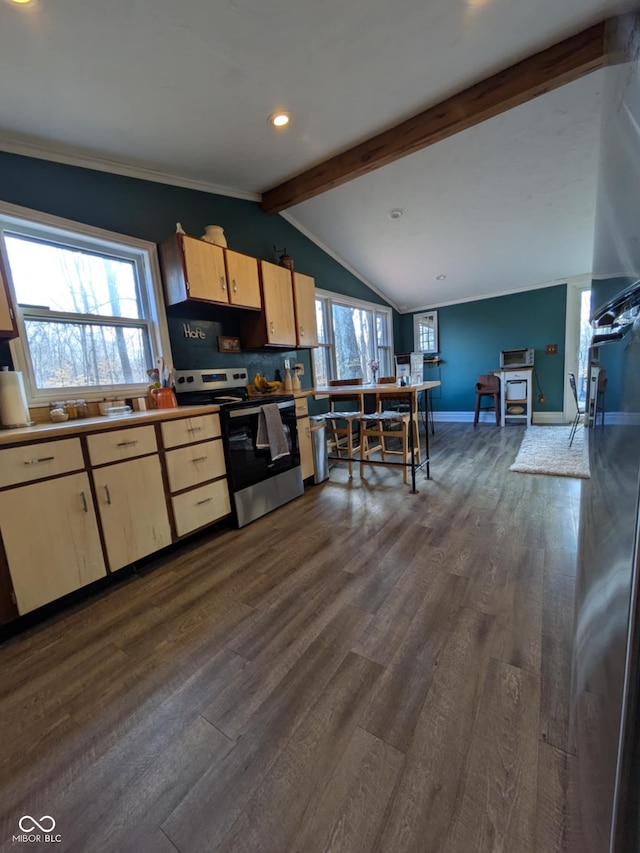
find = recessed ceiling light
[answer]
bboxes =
[389,209,403,220]
[6,0,35,5]
[269,112,291,128]
[436,274,446,280]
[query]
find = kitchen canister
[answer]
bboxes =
[0,367,34,428]
[201,225,227,247]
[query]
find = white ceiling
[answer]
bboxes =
[0,0,636,311]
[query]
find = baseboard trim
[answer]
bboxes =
[431,411,565,424]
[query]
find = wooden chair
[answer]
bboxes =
[473,374,500,426]
[359,378,420,483]
[325,378,364,477]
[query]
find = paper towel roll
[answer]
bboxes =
[0,370,32,428]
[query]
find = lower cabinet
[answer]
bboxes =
[172,479,231,537]
[298,416,313,480]
[92,454,172,571]
[0,472,106,614]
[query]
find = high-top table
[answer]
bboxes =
[312,380,441,493]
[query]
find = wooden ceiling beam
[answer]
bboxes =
[261,20,614,214]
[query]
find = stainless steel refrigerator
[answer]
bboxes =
[571,281,640,852]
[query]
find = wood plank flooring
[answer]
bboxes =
[0,423,581,852]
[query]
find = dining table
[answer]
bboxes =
[312,379,441,493]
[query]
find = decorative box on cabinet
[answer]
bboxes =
[160,413,231,537]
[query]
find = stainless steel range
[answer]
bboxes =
[174,367,303,527]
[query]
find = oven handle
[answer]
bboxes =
[227,400,295,419]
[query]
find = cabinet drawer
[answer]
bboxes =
[165,439,226,493]
[161,414,221,449]
[503,370,531,382]
[295,397,309,417]
[87,425,158,467]
[0,437,84,488]
[172,479,231,537]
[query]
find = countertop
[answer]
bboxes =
[0,405,221,446]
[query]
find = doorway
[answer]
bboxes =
[564,276,592,421]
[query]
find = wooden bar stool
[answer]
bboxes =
[325,378,364,477]
[473,374,500,426]
[359,379,420,483]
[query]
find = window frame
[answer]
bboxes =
[312,289,394,385]
[413,310,439,355]
[0,199,171,406]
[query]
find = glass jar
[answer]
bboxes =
[76,399,89,418]
[65,400,78,419]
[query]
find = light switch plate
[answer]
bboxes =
[546,344,558,355]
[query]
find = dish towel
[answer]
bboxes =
[256,403,290,460]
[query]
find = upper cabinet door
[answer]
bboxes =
[260,261,296,346]
[292,272,318,347]
[181,235,229,304]
[225,249,261,309]
[0,253,18,338]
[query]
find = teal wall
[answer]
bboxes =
[0,151,390,386]
[590,276,637,412]
[398,285,568,413]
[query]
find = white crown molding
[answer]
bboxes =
[0,133,261,202]
[407,275,592,314]
[280,210,400,313]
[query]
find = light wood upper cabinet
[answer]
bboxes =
[292,272,318,347]
[159,233,229,305]
[0,252,18,338]
[0,472,106,615]
[225,249,261,309]
[93,454,171,572]
[242,260,296,347]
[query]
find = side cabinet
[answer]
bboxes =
[295,397,314,481]
[161,413,231,537]
[0,438,106,615]
[87,426,172,571]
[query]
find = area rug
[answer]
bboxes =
[509,425,590,479]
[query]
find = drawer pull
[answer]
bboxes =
[221,276,227,292]
[196,497,213,506]
[116,440,138,447]
[192,456,208,463]
[23,456,55,465]
[80,491,88,513]
[104,485,112,505]
[232,279,238,292]
[187,426,202,433]
[270,321,275,333]
[300,325,304,337]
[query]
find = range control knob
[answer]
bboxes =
[187,375,194,383]
[177,376,186,384]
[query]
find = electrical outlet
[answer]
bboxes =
[539,393,546,404]
[546,344,558,355]
[294,363,304,376]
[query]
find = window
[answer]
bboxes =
[312,290,393,386]
[414,310,439,355]
[0,201,170,403]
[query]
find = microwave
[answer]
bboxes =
[500,348,534,369]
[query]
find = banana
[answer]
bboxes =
[253,374,281,392]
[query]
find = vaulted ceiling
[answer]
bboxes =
[0,0,636,310]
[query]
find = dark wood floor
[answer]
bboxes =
[0,423,580,853]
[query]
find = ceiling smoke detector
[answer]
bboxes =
[389,209,404,220]
[436,274,447,280]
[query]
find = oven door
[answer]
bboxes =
[221,399,300,494]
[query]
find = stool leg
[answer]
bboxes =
[359,427,367,479]
[474,393,481,427]
[494,392,500,426]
